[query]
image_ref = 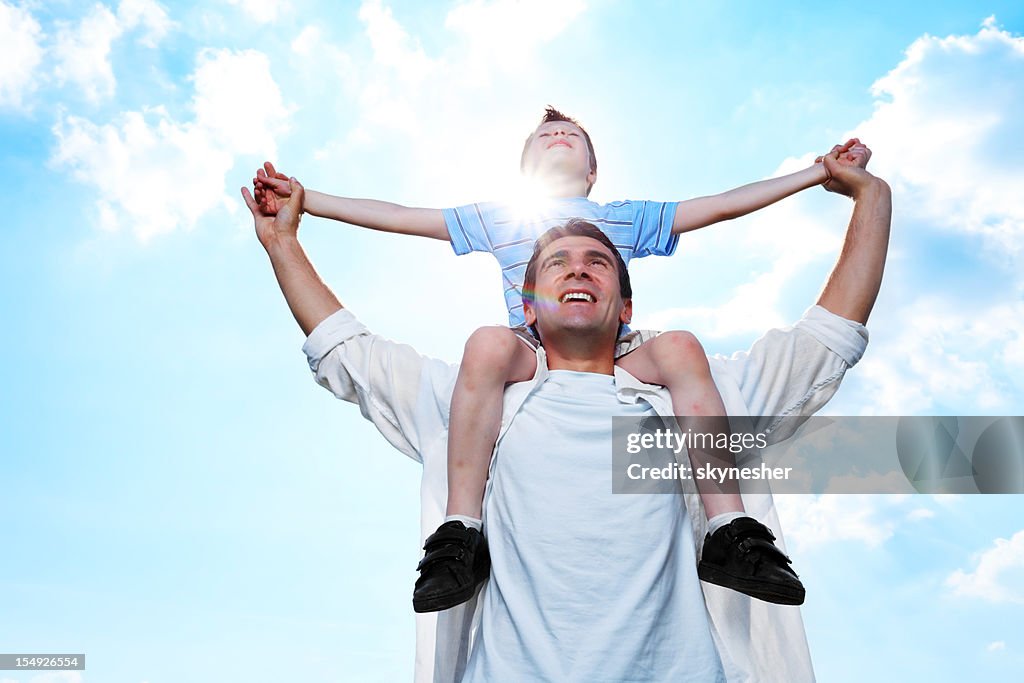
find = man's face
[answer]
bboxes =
[521,120,596,188]
[523,235,632,344]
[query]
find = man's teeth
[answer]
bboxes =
[561,292,595,303]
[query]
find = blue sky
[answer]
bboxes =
[2,1,1023,681]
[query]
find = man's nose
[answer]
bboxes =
[562,260,592,280]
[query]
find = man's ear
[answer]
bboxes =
[523,301,537,328]
[620,298,632,325]
[586,169,597,194]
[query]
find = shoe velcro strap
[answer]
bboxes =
[738,538,792,565]
[728,517,776,542]
[416,544,465,570]
[423,526,472,548]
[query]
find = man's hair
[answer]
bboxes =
[522,219,631,307]
[520,106,598,195]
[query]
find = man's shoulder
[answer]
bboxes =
[708,306,869,376]
[303,309,459,379]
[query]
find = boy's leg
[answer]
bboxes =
[446,326,538,518]
[616,331,743,516]
[414,326,537,613]
[616,331,805,605]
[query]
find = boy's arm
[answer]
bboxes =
[255,162,449,242]
[671,139,863,235]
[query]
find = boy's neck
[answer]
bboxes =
[532,172,590,199]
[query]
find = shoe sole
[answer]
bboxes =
[413,582,478,613]
[697,564,805,606]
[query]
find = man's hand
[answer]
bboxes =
[243,174,343,335]
[815,141,891,324]
[816,139,871,193]
[242,174,305,249]
[820,144,884,201]
[253,161,292,215]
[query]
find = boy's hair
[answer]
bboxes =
[522,219,631,306]
[520,106,598,195]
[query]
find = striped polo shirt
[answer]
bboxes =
[442,197,679,326]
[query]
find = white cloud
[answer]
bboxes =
[52,48,290,241]
[226,0,288,24]
[907,507,935,521]
[635,262,792,338]
[190,48,291,156]
[0,1,44,109]
[290,0,592,203]
[987,640,1006,652]
[946,529,1024,604]
[647,19,1024,372]
[635,152,854,339]
[445,0,587,78]
[360,0,435,80]
[853,299,1023,415]
[289,24,357,98]
[775,494,914,551]
[350,0,440,137]
[860,17,1024,266]
[117,0,173,47]
[53,3,120,102]
[291,25,321,55]
[612,18,1024,423]
[53,0,173,102]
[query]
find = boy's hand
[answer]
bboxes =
[817,139,871,192]
[253,161,293,215]
[242,175,305,249]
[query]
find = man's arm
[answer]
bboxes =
[244,177,455,461]
[242,176,343,335]
[671,139,862,235]
[255,162,449,242]
[814,149,892,324]
[711,148,888,427]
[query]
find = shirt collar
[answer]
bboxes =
[532,346,668,405]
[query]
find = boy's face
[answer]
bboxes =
[522,120,597,189]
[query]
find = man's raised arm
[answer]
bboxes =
[710,144,883,431]
[815,150,893,325]
[242,177,343,335]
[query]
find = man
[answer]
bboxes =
[242,149,892,682]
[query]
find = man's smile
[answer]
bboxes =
[559,290,596,303]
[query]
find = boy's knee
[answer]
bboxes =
[463,326,522,367]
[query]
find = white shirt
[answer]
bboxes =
[464,370,724,682]
[302,305,869,683]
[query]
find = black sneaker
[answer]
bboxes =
[697,516,805,605]
[412,521,490,613]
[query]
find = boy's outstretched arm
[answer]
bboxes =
[255,162,449,242]
[671,139,865,234]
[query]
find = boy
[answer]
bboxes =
[254,107,868,613]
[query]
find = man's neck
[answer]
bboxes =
[543,336,616,375]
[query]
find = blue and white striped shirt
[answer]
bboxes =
[443,197,679,326]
